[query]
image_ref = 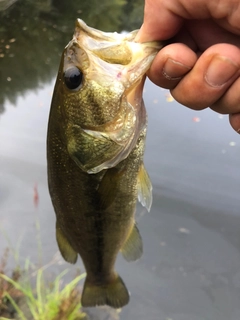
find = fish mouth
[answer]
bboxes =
[71,18,163,73]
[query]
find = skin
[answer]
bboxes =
[136,0,240,133]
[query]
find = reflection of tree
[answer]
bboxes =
[0,0,17,11]
[52,0,127,32]
[0,0,143,114]
[0,0,62,113]
[121,0,144,31]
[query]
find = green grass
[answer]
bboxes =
[0,248,87,320]
[1,268,86,320]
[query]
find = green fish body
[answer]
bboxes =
[47,19,162,308]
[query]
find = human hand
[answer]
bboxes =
[136,0,240,133]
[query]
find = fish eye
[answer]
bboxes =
[64,67,83,90]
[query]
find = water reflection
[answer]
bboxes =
[0,0,18,11]
[0,0,143,113]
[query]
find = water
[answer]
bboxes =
[0,1,240,319]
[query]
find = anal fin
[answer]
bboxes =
[137,163,152,212]
[56,222,78,264]
[121,223,143,262]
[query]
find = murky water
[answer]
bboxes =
[1,1,240,320]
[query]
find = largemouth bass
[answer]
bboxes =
[47,19,162,309]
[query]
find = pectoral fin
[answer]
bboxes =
[137,164,152,212]
[121,223,143,262]
[97,168,124,209]
[56,222,78,264]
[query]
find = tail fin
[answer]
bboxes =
[81,274,129,309]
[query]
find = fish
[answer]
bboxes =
[47,19,163,309]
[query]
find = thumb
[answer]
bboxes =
[135,0,183,42]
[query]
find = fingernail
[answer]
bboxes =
[162,59,191,80]
[205,56,238,87]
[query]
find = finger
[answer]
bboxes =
[185,19,240,50]
[229,113,240,133]
[210,77,240,114]
[170,44,240,110]
[135,0,183,42]
[147,43,197,89]
[136,0,240,42]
